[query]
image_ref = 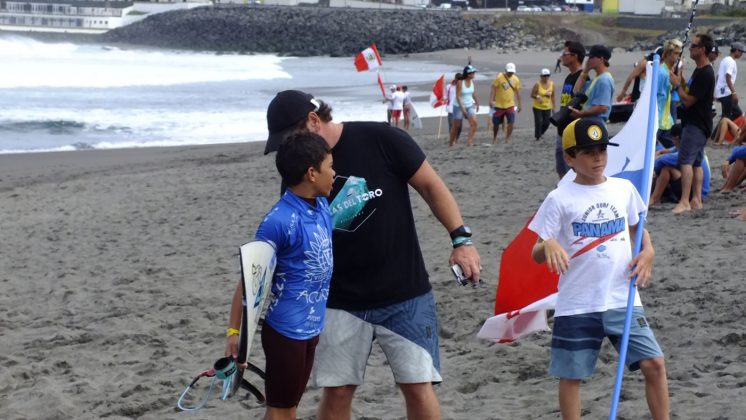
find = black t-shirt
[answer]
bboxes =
[327,121,430,310]
[556,69,583,136]
[681,65,715,137]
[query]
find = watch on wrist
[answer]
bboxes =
[449,225,472,240]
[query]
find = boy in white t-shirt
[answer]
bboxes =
[528,118,669,420]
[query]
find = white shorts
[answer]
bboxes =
[310,292,442,387]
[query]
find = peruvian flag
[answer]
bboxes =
[478,61,659,343]
[354,44,382,72]
[429,74,447,108]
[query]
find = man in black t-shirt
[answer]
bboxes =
[554,40,586,179]
[263,90,482,419]
[670,34,716,214]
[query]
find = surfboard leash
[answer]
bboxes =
[176,356,237,411]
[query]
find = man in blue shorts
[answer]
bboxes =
[669,33,716,214]
[264,90,482,420]
[529,118,669,420]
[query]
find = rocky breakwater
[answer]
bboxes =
[102,5,540,56]
[631,21,746,52]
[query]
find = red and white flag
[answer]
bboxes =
[429,74,447,108]
[354,44,382,72]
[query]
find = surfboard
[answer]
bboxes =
[230,240,276,401]
[409,102,423,129]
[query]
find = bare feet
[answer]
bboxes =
[672,202,691,214]
[690,198,703,210]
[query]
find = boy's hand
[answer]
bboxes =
[629,247,654,287]
[225,335,248,369]
[544,239,570,274]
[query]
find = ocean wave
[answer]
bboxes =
[0,119,131,135]
[1,36,291,89]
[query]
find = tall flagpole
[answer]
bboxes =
[674,0,700,75]
[608,55,660,420]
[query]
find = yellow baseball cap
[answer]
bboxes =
[562,118,618,151]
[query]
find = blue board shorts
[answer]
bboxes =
[728,145,746,164]
[550,307,663,380]
[310,291,442,386]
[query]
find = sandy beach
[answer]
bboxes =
[2,49,746,419]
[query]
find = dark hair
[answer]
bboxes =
[291,99,333,132]
[696,33,714,55]
[565,40,586,63]
[455,73,464,80]
[670,123,682,137]
[564,143,608,158]
[276,132,331,187]
[402,85,408,91]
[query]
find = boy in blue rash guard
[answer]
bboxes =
[225,132,334,420]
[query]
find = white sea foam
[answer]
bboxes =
[0,37,290,88]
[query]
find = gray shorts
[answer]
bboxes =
[550,307,663,380]
[310,291,442,387]
[678,124,708,167]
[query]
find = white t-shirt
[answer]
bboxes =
[715,55,737,99]
[386,91,395,110]
[528,177,646,317]
[391,91,406,111]
[446,83,458,114]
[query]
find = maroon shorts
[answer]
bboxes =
[391,109,402,119]
[261,322,319,408]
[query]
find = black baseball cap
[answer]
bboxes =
[562,118,618,151]
[265,90,319,154]
[588,44,612,60]
[646,46,664,61]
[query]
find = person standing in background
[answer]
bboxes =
[713,42,744,140]
[446,73,463,142]
[451,65,479,147]
[554,40,586,179]
[531,68,556,141]
[669,33,716,214]
[489,62,521,144]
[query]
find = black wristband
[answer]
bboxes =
[449,225,472,240]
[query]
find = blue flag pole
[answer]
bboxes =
[608,55,660,420]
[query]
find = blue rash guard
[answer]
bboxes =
[256,191,333,340]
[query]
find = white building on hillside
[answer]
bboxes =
[0,0,134,32]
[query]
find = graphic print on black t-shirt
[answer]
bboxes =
[329,175,383,232]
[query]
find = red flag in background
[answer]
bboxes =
[354,44,382,72]
[429,74,446,108]
[377,71,386,98]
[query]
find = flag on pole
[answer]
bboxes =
[354,44,382,72]
[477,63,659,343]
[430,74,447,108]
[377,71,386,98]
